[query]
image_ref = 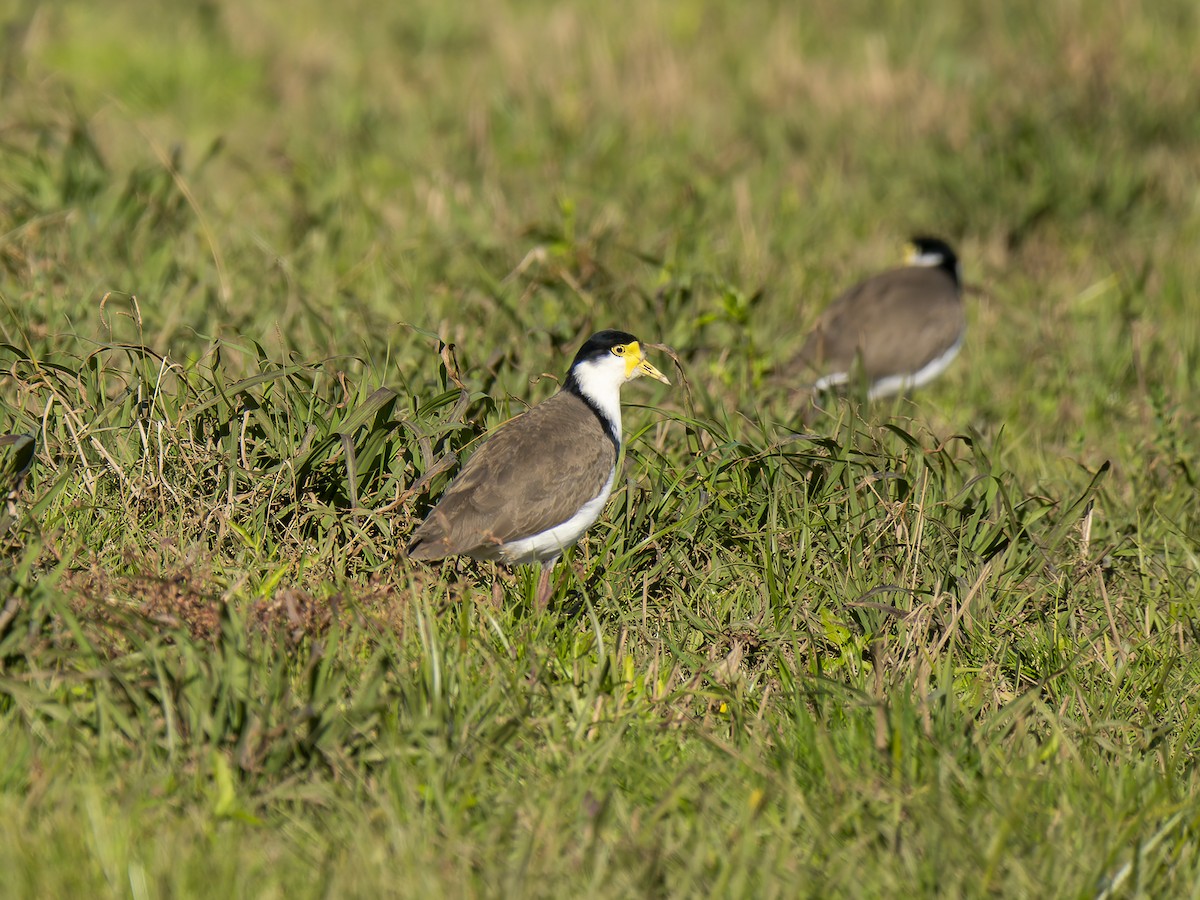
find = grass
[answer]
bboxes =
[2,0,1200,895]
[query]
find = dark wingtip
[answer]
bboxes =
[405,533,453,561]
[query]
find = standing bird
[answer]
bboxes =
[407,330,670,609]
[790,236,965,401]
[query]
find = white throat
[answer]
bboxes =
[567,356,626,444]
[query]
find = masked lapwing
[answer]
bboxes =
[407,330,670,609]
[790,236,965,401]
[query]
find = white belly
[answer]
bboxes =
[812,332,965,400]
[867,332,964,399]
[498,468,616,566]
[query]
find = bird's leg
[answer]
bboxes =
[799,389,825,428]
[534,564,555,611]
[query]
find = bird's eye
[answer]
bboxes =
[612,345,626,356]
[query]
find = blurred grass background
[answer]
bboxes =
[2,0,1200,895]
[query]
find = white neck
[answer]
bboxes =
[568,356,626,445]
[912,253,961,285]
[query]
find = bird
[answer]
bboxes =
[406,330,670,609]
[788,236,966,402]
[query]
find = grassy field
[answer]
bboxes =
[2,0,1200,895]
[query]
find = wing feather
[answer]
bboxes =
[407,392,616,560]
[797,267,962,381]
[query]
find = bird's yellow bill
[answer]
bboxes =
[624,342,671,384]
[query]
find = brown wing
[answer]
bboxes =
[796,267,962,381]
[407,391,617,560]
